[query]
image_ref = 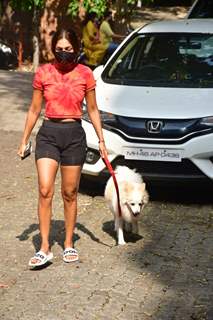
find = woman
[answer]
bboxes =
[82,12,107,67]
[18,28,107,267]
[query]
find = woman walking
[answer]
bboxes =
[18,28,107,267]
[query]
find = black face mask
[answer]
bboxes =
[55,51,77,64]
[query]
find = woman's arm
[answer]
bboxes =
[18,89,43,157]
[85,89,106,157]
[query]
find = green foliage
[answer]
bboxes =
[67,1,79,17]
[127,0,137,5]
[9,0,155,17]
[67,0,107,18]
[126,0,154,5]
[141,0,154,5]
[9,0,44,11]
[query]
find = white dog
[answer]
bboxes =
[104,166,149,245]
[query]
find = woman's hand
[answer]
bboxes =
[17,142,27,158]
[99,140,107,159]
[85,89,108,159]
[17,89,42,158]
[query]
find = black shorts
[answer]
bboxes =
[35,120,87,166]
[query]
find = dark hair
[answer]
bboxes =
[83,12,98,25]
[103,10,112,19]
[51,29,80,54]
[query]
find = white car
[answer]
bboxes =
[82,19,213,182]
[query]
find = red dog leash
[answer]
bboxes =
[102,151,122,217]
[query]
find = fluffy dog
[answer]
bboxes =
[104,166,149,245]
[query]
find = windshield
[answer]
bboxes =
[103,33,213,88]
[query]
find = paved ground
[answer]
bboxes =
[131,6,188,29]
[0,65,212,320]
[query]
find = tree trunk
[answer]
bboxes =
[40,0,59,62]
[32,6,40,71]
[114,0,137,33]
[39,0,83,62]
[32,34,39,71]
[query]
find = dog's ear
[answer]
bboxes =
[140,183,149,204]
[141,182,146,191]
[143,190,149,204]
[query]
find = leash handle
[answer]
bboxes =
[102,151,122,217]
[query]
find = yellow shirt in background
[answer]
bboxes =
[82,20,107,65]
[100,21,114,47]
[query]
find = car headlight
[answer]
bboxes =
[100,111,117,128]
[82,102,117,128]
[200,116,213,127]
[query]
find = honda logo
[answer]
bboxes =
[146,120,163,133]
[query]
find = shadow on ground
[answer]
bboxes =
[80,175,213,205]
[16,219,110,251]
[102,220,143,245]
[16,220,77,251]
[148,181,213,205]
[79,176,106,197]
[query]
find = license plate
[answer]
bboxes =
[123,147,183,162]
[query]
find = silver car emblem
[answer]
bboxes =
[146,120,163,133]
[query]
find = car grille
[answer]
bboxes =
[105,116,213,145]
[109,157,207,180]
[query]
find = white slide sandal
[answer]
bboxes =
[29,250,53,268]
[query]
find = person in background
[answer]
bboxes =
[18,28,107,268]
[82,12,107,67]
[100,10,125,56]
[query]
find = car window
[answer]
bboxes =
[103,33,213,88]
[188,0,213,18]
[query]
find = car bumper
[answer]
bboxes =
[82,121,213,182]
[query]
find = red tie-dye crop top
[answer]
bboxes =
[33,63,96,119]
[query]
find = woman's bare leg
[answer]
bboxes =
[60,165,82,259]
[36,158,59,253]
